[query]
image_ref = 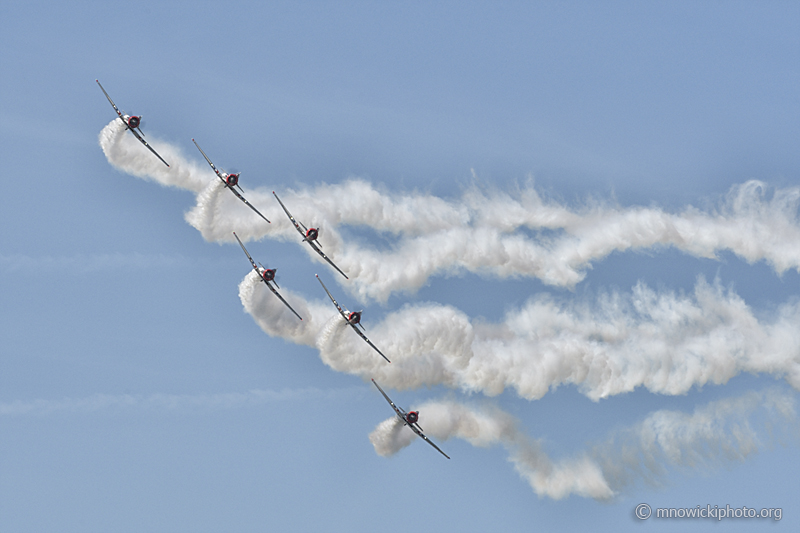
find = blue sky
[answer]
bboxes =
[2,1,799,531]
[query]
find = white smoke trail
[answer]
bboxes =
[99,121,800,302]
[368,388,797,500]
[99,122,800,497]
[592,388,798,493]
[99,120,210,192]
[242,274,800,399]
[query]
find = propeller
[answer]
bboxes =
[258,261,280,288]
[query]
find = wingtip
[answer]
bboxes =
[315,274,319,278]
[191,138,195,142]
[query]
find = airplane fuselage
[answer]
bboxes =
[223,173,239,188]
[347,311,361,325]
[122,114,141,130]
[260,268,276,282]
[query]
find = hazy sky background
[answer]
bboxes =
[2,1,799,531]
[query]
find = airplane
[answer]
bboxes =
[273,191,348,280]
[371,379,450,459]
[96,79,170,167]
[316,274,390,363]
[193,139,271,225]
[233,232,302,321]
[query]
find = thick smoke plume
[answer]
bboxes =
[369,389,797,500]
[101,121,800,498]
[100,120,800,302]
[241,274,800,399]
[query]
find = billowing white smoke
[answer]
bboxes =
[99,120,800,302]
[369,389,797,500]
[592,388,798,494]
[99,120,210,192]
[241,274,800,398]
[100,121,800,498]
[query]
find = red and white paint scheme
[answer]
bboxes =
[346,311,361,325]
[260,267,276,283]
[126,115,141,130]
[303,227,319,243]
[224,172,239,188]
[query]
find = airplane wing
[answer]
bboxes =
[350,322,391,363]
[315,274,348,320]
[371,380,449,459]
[264,280,303,321]
[308,241,349,280]
[233,232,259,273]
[407,422,451,460]
[272,191,307,236]
[96,79,123,118]
[234,232,302,320]
[128,127,170,167]
[192,139,223,178]
[372,379,405,418]
[226,185,271,224]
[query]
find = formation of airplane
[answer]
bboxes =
[96,79,170,167]
[193,139,272,225]
[97,81,454,459]
[316,274,390,363]
[233,232,302,321]
[273,191,349,280]
[372,379,450,459]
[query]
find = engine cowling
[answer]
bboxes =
[348,311,361,325]
[306,228,319,241]
[226,173,239,187]
[128,116,141,129]
[407,411,419,424]
[262,269,276,282]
